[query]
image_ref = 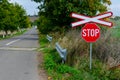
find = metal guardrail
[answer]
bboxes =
[55,42,67,63]
[46,35,67,63]
[46,35,52,42]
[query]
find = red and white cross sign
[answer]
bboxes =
[71,12,113,28]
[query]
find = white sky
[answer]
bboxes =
[109,0,120,16]
[9,0,39,15]
[9,0,120,16]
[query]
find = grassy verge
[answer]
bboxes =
[111,28,120,38]
[39,35,120,80]
[0,29,27,40]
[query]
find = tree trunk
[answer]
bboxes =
[5,30,8,37]
[2,31,5,38]
[10,31,13,36]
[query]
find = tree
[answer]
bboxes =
[33,0,111,34]
[0,0,11,35]
[0,0,31,36]
[14,3,30,29]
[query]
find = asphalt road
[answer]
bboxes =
[0,28,39,80]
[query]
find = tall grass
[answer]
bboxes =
[58,29,120,68]
[93,29,120,67]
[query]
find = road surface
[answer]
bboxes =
[0,28,39,80]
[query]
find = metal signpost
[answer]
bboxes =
[81,23,100,69]
[90,43,92,70]
[71,12,113,70]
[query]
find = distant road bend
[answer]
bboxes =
[0,28,39,80]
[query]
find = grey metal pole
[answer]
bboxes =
[90,43,92,70]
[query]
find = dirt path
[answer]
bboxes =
[37,52,48,80]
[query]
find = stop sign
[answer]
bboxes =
[81,23,100,42]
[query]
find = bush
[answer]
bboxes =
[37,15,52,34]
[37,15,65,34]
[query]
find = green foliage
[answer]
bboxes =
[112,28,120,38]
[110,68,120,79]
[44,53,56,70]
[33,0,111,34]
[37,15,52,34]
[111,17,120,28]
[0,0,30,35]
[112,16,120,21]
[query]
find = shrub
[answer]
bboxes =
[37,15,52,34]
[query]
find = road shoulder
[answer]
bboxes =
[37,52,48,80]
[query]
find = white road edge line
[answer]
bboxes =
[6,39,21,46]
[0,47,37,51]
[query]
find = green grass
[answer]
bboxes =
[111,28,120,38]
[110,19,120,38]
[108,19,120,38]
[39,35,120,80]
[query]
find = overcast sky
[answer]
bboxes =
[109,0,120,16]
[9,0,120,16]
[9,0,39,15]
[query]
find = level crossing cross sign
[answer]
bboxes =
[71,12,113,42]
[81,23,100,42]
[71,12,113,28]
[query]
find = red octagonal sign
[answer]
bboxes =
[81,23,100,43]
